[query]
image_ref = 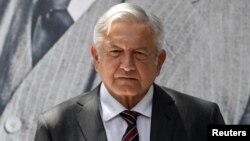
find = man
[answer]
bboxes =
[35,3,225,141]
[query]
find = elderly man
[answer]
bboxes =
[35,3,225,141]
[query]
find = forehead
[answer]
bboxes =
[105,21,155,45]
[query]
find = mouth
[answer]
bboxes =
[116,76,138,80]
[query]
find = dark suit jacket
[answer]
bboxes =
[34,84,225,141]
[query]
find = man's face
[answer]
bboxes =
[91,21,166,98]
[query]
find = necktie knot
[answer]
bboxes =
[120,110,140,141]
[42,9,73,27]
[120,110,140,125]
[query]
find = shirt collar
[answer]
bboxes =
[100,83,153,122]
[67,0,95,21]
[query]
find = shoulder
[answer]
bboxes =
[38,86,99,125]
[158,85,218,111]
[155,84,224,124]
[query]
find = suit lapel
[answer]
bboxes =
[150,84,187,141]
[76,86,108,141]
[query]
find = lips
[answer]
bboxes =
[115,76,138,80]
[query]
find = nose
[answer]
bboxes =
[120,53,135,71]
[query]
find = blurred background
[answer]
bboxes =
[0,0,249,140]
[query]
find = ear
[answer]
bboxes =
[156,49,166,75]
[91,45,100,71]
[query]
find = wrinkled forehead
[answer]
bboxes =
[100,21,157,53]
[105,15,150,34]
[105,21,155,43]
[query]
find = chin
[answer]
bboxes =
[114,86,140,96]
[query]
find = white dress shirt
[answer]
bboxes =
[99,83,153,141]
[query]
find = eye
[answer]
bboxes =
[109,50,122,57]
[134,51,147,60]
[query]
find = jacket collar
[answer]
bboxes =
[150,84,176,141]
[150,84,188,141]
[76,85,108,141]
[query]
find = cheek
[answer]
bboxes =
[136,62,158,80]
[98,58,120,75]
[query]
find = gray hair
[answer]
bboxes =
[93,3,165,54]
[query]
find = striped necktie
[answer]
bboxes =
[32,0,73,66]
[120,110,140,141]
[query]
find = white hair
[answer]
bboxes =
[93,3,165,54]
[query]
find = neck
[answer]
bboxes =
[112,93,145,109]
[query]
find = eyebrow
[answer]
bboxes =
[107,41,150,52]
[108,44,121,49]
